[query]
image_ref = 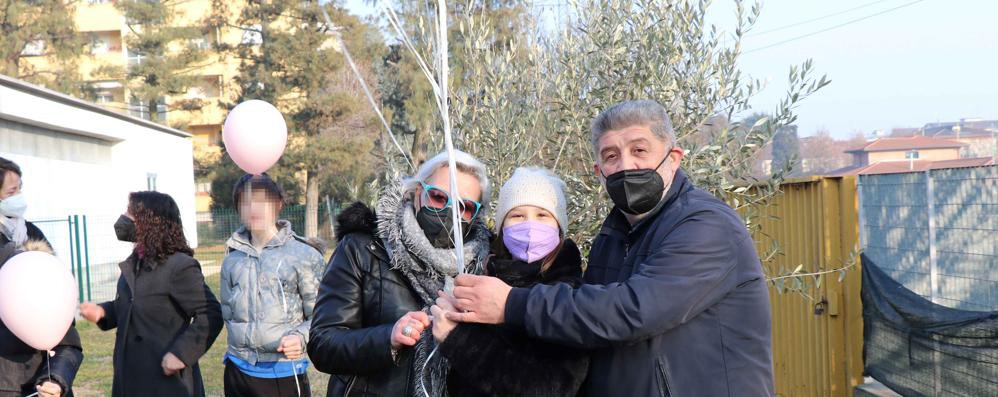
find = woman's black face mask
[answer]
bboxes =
[416,207,470,249]
[601,154,670,215]
[114,215,136,242]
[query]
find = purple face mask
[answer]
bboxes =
[502,221,561,263]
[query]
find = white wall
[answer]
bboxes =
[0,77,199,292]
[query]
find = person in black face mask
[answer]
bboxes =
[113,214,136,242]
[443,100,775,397]
[79,191,222,397]
[599,152,672,216]
[308,150,492,397]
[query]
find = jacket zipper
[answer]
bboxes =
[344,375,357,396]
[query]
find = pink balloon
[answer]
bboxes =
[0,251,77,351]
[222,100,288,175]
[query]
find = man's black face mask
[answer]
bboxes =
[601,154,670,215]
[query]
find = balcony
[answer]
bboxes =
[175,102,226,127]
[76,2,123,33]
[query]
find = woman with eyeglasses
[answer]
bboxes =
[308,150,492,397]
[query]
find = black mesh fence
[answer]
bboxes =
[862,254,998,396]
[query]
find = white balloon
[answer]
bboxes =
[222,100,288,175]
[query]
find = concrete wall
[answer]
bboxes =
[0,76,198,301]
[859,165,997,311]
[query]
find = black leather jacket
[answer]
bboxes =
[309,203,421,397]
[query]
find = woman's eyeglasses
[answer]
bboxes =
[419,182,481,221]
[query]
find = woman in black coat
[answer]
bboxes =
[79,191,223,397]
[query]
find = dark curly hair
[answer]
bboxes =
[128,191,192,265]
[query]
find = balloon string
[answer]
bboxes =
[24,352,51,397]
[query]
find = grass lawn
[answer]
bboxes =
[73,272,330,396]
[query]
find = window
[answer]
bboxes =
[129,96,167,121]
[95,91,114,103]
[21,40,45,56]
[90,35,109,54]
[126,50,146,65]
[905,151,920,159]
[89,32,121,54]
[241,24,263,45]
[196,182,212,193]
[147,173,158,191]
[189,76,221,99]
[189,37,211,50]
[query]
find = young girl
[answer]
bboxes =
[432,167,589,397]
[220,174,325,397]
[79,191,223,397]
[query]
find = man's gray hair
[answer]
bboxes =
[402,149,491,207]
[590,100,676,157]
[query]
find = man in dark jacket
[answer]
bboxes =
[446,100,775,396]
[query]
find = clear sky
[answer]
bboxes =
[342,0,998,139]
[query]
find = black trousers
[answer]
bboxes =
[223,361,311,397]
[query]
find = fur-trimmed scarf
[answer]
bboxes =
[374,179,491,397]
[375,179,491,305]
[0,216,27,248]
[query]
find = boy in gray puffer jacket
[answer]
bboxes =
[220,174,325,397]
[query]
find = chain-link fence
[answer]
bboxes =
[194,205,337,273]
[30,204,337,304]
[858,164,997,311]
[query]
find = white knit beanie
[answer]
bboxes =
[494,167,569,235]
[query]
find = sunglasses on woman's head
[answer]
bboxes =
[419,182,481,221]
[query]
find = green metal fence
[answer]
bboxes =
[194,205,337,270]
[32,216,93,303]
[31,204,337,305]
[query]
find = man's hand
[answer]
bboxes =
[35,381,61,397]
[79,302,104,323]
[161,352,186,376]
[431,292,458,343]
[445,274,512,324]
[277,334,304,360]
[390,311,430,350]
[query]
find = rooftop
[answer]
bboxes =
[829,157,995,176]
[846,136,964,153]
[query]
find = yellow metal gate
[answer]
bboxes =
[752,177,865,397]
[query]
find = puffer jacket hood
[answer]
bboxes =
[220,220,326,365]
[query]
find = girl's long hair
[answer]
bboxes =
[128,191,192,265]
